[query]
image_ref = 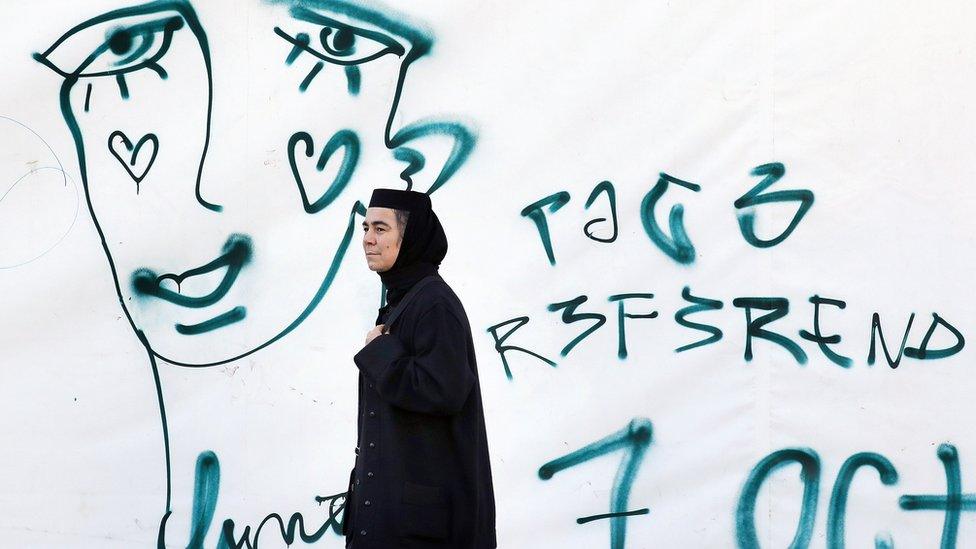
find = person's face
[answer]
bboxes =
[35,0,472,365]
[362,206,402,272]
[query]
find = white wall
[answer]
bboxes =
[3,1,976,547]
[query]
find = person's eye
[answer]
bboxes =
[34,11,185,78]
[273,7,405,67]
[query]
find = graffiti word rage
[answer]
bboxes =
[521,162,814,266]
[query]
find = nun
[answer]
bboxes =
[344,188,497,548]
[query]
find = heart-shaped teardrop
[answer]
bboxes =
[107,130,159,193]
[288,129,360,214]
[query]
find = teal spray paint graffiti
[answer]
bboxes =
[539,418,653,549]
[33,0,476,545]
[488,288,965,377]
[733,443,976,548]
[521,164,816,267]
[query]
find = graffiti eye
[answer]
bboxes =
[34,13,184,78]
[274,8,405,67]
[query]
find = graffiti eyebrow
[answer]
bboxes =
[265,0,431,53]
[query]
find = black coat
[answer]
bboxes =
[344,274,497,548]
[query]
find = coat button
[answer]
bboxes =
[364,500,371,506]
[367,471,374,478]
[369,410,376,417]
[360,529,367,536]
[368,442,375,448]
[355,478,360,485]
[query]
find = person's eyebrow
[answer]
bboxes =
[362,220,392,227]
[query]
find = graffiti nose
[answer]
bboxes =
[388,120,476,195]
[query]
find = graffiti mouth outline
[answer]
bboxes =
[131,234,252,332]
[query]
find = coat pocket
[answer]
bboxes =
[398,481,451,541]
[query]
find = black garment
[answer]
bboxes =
[374,262,439,326]
[344,273,497,548]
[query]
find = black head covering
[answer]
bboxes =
[368,188,448,323]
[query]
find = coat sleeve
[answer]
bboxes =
[354,303,476,416]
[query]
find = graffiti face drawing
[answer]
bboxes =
[33,0,474,544]
[34,0,473,366]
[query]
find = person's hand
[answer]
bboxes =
[365,324,387,345]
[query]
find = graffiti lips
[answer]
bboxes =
[131,233,252,334]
